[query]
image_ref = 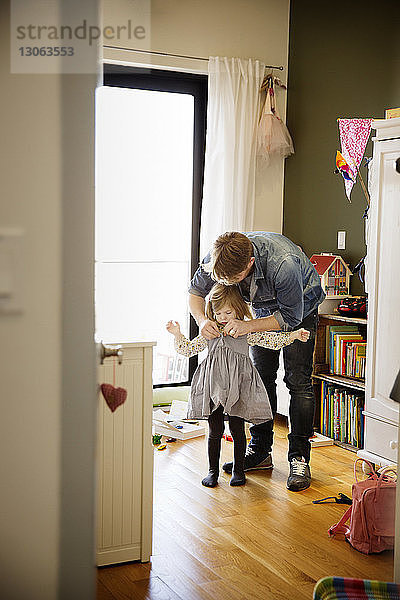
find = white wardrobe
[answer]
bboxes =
[357,118,400,466]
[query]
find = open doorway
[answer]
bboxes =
[94,66,397,598]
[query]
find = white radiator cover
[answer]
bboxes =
[96,342,155,566]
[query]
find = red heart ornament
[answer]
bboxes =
[100,383,127,412]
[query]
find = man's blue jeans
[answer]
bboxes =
[249,309,318,463]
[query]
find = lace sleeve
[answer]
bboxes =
[174,334,208,357]
[247,331,294,350]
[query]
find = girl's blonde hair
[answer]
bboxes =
[203,232,253,282]
[205,283,253,321]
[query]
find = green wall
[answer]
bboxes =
[284,0,400,296]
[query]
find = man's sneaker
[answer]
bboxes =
[286,457,311,491]
[222,448,273,474]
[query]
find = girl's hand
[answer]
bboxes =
[166,320,181,336]
[293,328,310,343]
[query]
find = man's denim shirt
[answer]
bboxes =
[189,232,326,331]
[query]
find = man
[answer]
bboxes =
[188,231,325,491]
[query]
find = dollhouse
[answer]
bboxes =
[310,253,352,298]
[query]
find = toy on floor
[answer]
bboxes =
[313,493,352,505]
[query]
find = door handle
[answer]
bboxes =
[98,342,123,365]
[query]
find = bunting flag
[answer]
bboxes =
[337,118,373,201]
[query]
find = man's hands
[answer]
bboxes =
[223,319,252,338]
[199,318,220,340]
[200,318,254,339]
[200,317,252,339]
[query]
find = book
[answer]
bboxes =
[153,409,205,440]
[339,335,363,375]
[345,341,366,378]
[326,326,358,370]
[153,421,205,440]
[309,432,334,447]
[354,343,367,378]
[335,334,363,374]
[333,388,340,439]
[385,107,400,119]
[168,399,190,420]
[319,384,365,448]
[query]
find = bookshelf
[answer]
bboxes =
[313,374,365,392]
[312,313,367,452]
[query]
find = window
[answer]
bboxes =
[95,66,207,385]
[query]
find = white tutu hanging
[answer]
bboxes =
[257,78,294,162]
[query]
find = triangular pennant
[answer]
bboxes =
[338,118,373,201]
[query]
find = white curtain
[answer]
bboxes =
[200,56,265,257]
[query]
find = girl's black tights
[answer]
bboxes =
[202,405,246,487]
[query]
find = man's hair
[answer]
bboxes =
[205,283,253,321]
[203,232,253,282]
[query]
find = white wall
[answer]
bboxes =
[0,2,98,598]
[102,0,291,233]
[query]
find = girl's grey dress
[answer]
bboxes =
[174,329,295,425]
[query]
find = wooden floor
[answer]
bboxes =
[97,417,394,600]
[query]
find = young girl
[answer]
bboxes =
[166,284,310,488]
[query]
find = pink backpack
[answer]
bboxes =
[328,459,397,554]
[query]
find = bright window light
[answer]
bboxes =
[95,86,194,384]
